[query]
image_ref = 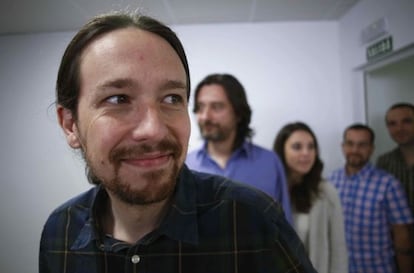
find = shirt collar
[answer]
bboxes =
[71,165,199,250]
[70,185,108,250]
[345,162,373,179]
[158,165,199,244]
[197,139,252,158]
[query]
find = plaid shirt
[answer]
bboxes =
[39,165,316,273]
[329,163,414,273]
[377,148,414,214]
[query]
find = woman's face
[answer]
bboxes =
[284,130,316,178]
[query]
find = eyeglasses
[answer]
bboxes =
[343,141,371,149]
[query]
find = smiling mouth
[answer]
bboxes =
[122,153,173,168]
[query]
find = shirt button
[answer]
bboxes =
[131,255,140,264]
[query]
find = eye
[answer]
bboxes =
[164,94,185,105]
[291,143,302,150]
[105,95,129,105]
[195,103,204,113]
[386,121,396,127]
[402,118,414,124]
[308,143,316,150]
[211,103,225,111]
[344,141,354,147]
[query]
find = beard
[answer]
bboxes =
[392,133,414,146]
[84,138,183,205]
[199,121,231,142]
[345,154,368,169]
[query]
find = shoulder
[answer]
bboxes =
[185,147,206,169]
[328,168,345,183]
[247,142,281,162]
[366,166,405,191]
[49,186,97,213]
[186,147,203,160]
[329,168,343,176]
[369,166,396,180]
[43,187,98,228]
[187,167,284,217]
[40,187,99,250]
[319,180,338,195]
[376,148,398,162]
[318,180,341,205]
[249,142,274,155]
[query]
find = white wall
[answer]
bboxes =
[338,0,414,158]
[1,1,414,272]
[0,32,90,273]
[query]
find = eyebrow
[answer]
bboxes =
[98,78,186,92]
[98,78,134,91]
[159,79,187,92]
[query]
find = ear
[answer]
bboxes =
[57,105,81,149]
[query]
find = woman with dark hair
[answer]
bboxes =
[273,122,348,273]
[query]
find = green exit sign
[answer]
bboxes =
[366,36,393,60]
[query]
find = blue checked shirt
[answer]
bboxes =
[329,163,414,273]
[39,165,316,273]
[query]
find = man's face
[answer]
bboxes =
[195,84,238,142]
[342,129,374,171]
[386,107,414,146]
[58,28,190,205]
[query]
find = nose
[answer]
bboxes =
[130,106,168,143]
[349,144,359,153]
[301,149,310,155]
[395,123,404,131]
[300,148,312,157]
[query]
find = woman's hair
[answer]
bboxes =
[273,122,323,213]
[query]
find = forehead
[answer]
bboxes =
[287,130,313,142]
[345,129,370,141]
[79,27,186,85]
[197,84,229,103]
[386,107,414,120]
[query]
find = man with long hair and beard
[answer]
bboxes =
[39,11,316,273]
[186,73,292,223]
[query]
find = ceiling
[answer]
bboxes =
[0,0,360,35]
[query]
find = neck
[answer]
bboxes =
[345,165,363,176]
[103,192,170,244]
[399,143,414,166]
[207,134,237,168]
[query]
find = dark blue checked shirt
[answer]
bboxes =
[39,165,316,273]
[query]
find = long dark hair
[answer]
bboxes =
[193,74,253,150]
[273,122,323,213]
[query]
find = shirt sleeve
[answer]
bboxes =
[385,177,414,224]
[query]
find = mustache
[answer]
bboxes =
[348,153,362,157]
[109,139,182,163]
[200,121,218,127]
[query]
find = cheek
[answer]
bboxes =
[171,116,190,149]
[83,117,124,155]
[310,151,317,164]
[178,124,190,146]
[284,151,297,169]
